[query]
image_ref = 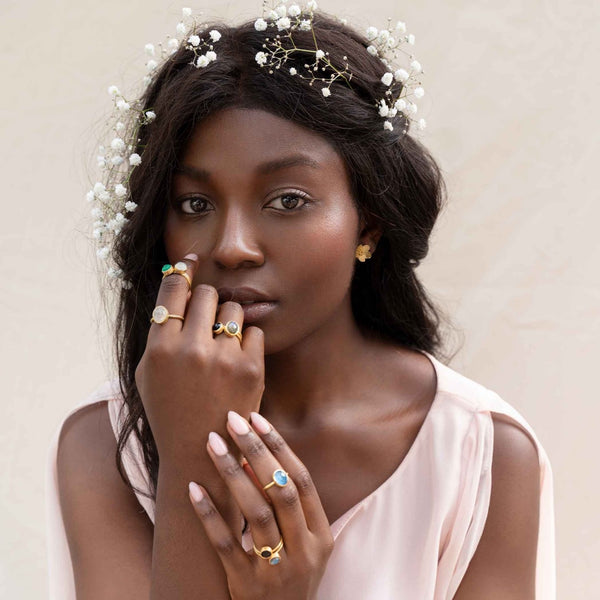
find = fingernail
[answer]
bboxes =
[250,412,272,435]
[228,410,250,435]
[184,253,198,261]
[189,481,204,503]
[208,431,228,456]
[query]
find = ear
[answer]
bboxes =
[357,215,383,253]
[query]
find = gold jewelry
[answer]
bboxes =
[150,305,185,324]
[253,536,284,566]
[355,243,372,262]
[212,320,242,343]
[262,468,289,491]
[161,262,192,290]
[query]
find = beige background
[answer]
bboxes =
[0,0,597,596]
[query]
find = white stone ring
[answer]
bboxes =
[150,305,185,325]
[161,261,192,290]
[212,321,242,344]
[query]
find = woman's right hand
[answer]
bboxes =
[134,254,266,466]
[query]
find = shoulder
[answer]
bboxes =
[453,413,540,598]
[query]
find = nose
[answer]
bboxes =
[211,206,264,269]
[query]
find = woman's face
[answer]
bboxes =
[164,107,362,354]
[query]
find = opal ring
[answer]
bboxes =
[150,305,185,324]
[161,262,192,290]
[253,536,284,566]
[212,320,242,343]
[262,468,289,491]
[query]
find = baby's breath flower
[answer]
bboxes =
[383,120,393,131]
[299,19,311,31]
[182,7,192,17]
[116,99,130,112]
[128,153,141,166]
[276,16,291,31]
[408,33,415,44]
[144,43,155,56]
[93,182,106,196]
[275,4,287,17]
[168,38,180,51]
[322,87,331,97]
[394,68,409,82]
[209,29,221,42]
[381,72,393,86]
[418,118,427,130]
[289,67,297,75]
[255,51,268,66]
[394,98,407,111]
[367,45,378,56]
[268,9,279,20]
[306,0,318,11]
[125,201,138,212]
[377,29,390,43]
[395,21,406,33]
[288,4,301,17]
[91,207,103,219]
[97,156,106,168]
[86,190,95,203]
[366,26,378,40]
[97,247,109,260]
[115,121,125,132]
[413,86,425,98]
[378,99,389,117]
[145,110,156,122]
[115,184,127,198]
[108,85,120,96]
[188,35,200,46]
[254,18,268,31]
[110,156,124,166]
[110,137,126,153]
[315,49,325,59]
[196,55,209,68]
[146,59,158,71]
[176,22,187,36]
[410,59,422,73]
[206,50,217,61]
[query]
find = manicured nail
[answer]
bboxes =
[184,253,198,261]
[208,431,228,456]
[228,410,250,435]
[250,412,272,435]
[188,481,204,503]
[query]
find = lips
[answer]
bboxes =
[216,286,274,305]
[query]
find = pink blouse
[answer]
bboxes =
[45,351,556,598]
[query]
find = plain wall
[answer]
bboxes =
[1,0,598,596]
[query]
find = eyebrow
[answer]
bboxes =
[174,154,321,181]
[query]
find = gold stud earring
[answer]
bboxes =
[355,243,372,262]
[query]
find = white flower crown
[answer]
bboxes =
[87,1,427,286]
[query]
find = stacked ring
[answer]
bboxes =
[253,537,284,566]
[150,305,185,324]
[161,262,192,290]
[212,320,243,343]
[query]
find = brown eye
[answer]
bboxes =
[267,191,310,211]
[179,196,211,214]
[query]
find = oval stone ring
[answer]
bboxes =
[212,320,243,344]
[150,305,185,324]
[262,468,290,491]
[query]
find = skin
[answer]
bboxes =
[164,107,439,529]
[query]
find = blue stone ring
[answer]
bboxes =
[263,468,289,491]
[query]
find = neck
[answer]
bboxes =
[261,298,384,428]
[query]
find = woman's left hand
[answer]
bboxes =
[188,410,335,600]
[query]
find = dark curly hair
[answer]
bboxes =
[100,10,456,502]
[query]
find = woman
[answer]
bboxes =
[46,4,556,598]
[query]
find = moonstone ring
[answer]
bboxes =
[161,261,192,290]
[150,305,185,324]
[212,320,243,343]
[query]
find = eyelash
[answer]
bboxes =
[176,191,311,215]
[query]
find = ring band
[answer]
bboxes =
[161,262,192,290]
[212,320,243,343]
[150,305,185,324]
[253,536,284,565]
[262,468,289,491]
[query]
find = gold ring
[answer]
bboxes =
[212,320,242,343]
[161,262,192,290]
[262,468,289,491]
[253,536,284,565]
[150,305,185,324]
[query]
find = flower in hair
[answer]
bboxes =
[87,3,428,285]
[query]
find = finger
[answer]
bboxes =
[205,430,291,553]
[249,411,331,539]
[180,284,220,344]
[148,254,197,337]
[224,412,310,544]
[187,481,253,580]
